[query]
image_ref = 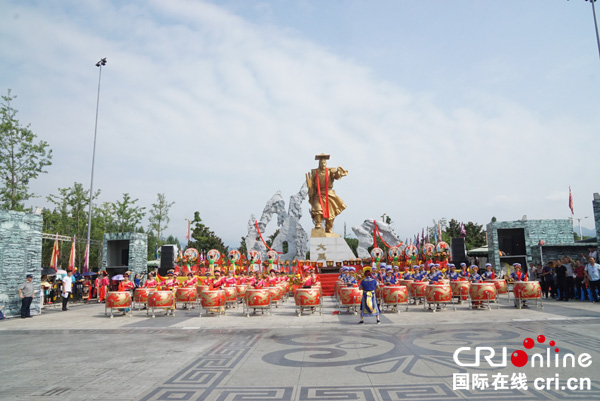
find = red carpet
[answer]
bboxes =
[318,273,339,296]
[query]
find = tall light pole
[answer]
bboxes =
[85,57,107,272]
[575,216,589,239]
[590,0,600,60]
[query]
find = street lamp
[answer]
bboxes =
[85,57,107,272]
[570,0,600,60]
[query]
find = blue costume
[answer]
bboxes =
[470,273,483,283]
[481,271,495,280]
[359,276,380,317]
[383,274,396,285]
[428,271,443,283]
[510,271,528,282]
[447,271,459,281]
[402,272,413,280]
[344,275,358,286]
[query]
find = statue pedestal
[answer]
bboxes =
[310,230,356,263]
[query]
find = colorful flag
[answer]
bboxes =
[438,223,443,242]
[569,186,574,215]
[460,222,466,238]
[68,236,76,271]
[50,233,59,269]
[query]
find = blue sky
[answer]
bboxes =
[1,0,599,247]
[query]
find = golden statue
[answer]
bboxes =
[305,154,348,234]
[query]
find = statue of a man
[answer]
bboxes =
[305,154,348,234]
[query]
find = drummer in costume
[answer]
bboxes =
[238,270,248,284]
[183,272,197,287]
[458,263,470,280]
[403,267,417,280]
[446,264,459,281]
[481,263,495,280]
[162,270,179,290]
[469,266,484,309]
[303,268,319,288]
[98,271,109,303]
[118,272,135,314]
[344,267,358,287]
[358,266,381,324]
[383,266,397,285]
[508,263,529,308]
[209,270,226,290]
[224,269,237,286]
[82,276,92,302]
[144,272,158,288]
[428,265,443,283]
[268,269,279,286]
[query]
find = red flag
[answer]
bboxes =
[68,236,76,271]
[568,186,574,215]
[50,233,59,269]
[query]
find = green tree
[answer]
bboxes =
[238,236,248,255]
[444,218,486,250]
[148,193,174,246]
[0,90,52,210]
[45,182,100,267]
[187,211,228,255]
[111,193,146,232]
[344,237,358,256]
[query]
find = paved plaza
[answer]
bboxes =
[1,295,599,401]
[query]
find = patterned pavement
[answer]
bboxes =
[1,296,599,401]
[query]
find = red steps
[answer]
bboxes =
[318,273,339,296]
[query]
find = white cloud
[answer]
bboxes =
[0,0,597,247]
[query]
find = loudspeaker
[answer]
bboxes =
[450,238,468,264]
[159,245,175,276]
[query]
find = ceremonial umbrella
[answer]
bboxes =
[82,271,97,276]
[41,267,57,276]
[112,274,124,281]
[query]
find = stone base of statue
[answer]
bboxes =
[310,228,356,268]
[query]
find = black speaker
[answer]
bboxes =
[450,238,468,264]
[159,245,175,276]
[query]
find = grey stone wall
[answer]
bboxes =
[487,219,574,268]
[0,210,43,317]
[102,232,147,277]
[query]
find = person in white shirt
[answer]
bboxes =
[62,270,73,311]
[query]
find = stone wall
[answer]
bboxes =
[102,233,147,277]
[487,219,574,268]
[0,210,43,317]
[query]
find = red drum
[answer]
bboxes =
[469,282,497,301]
[267,286,283,304]
[409,282,427,298]
[339,287,362,308]
[236,284,247,299]
[488,279,508,294]
[133,287,151,307]
[223,287,238,308]
[450,281,470,301]
[196,285,210,294]
[513,281,541,300]
[243,289,271,317]
[381,286,408,306]
[105,291,132,318]
[199,290,225,307]
[294,288,322,316]
[399,279,413,288]
[147,291,175,318]
[425,284,452,303]
[176,287,197,303]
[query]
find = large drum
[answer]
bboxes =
[105,291,132,318]
[147,291,175,318]
[175,287,197,306]
[470,282,497,310]
[223,286,238,307]
[409,282,427,300]
[243,289,271,317]
[236,284,247,300]
[380,286,408,312]
[339,287,361,314]
[488,279,508,294]
[294,288,322,316]
[425,284,454,312]
[267,286,283,306]
[196,285,210,294]
[133,287,152,310]
[198,290,225,316]
[450,280,470,301]
[513,281,542,301]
